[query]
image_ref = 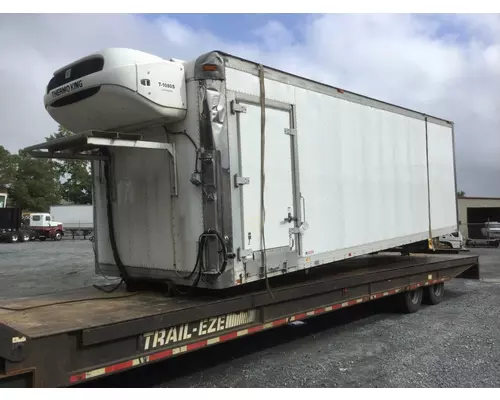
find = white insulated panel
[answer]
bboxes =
[95,143,175,271]
[226,68,295,105]
[294,87,429,256]
[226,66,435,260]
[238,103,295,251]
[427,122,458,233]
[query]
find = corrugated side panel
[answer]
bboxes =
[226,67,432,259]
[95,139,175,270]
[427,121,457,233]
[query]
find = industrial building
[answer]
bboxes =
[458,197,500,239]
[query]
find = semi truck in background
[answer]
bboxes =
[0,191,64,242]
[0,208,64,243]
[28,212,64,241]
[0,48,482,387]
[466,220,500,248]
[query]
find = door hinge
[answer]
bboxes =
[289,227,301,235]
[234,174,250,187]
[284,128,297,136]
[231,100,247,114]
[237,247,253,261]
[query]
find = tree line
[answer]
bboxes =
[0,126,91,212]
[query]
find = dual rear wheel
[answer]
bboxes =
[396,282,445,313]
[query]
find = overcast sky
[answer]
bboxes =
[0,13,498,196]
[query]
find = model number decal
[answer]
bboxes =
[12,336,26,344]
[51,80,83,98]
[158,81,175,90]
[140,309,257,351]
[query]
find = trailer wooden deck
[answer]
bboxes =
[0,252,480,388]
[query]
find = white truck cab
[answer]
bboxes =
[438,231,464,250]
[29,213,64,241]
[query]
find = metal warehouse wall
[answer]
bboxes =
[458,197,500,238]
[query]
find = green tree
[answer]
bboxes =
[46,125,92,205]
[457,190,466,197]
[0,146,18,187]
[8,151,61,211]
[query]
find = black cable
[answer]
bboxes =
[90,234,122,283]
[173,229,228,295]
[171,234,206,296]
[206,229,228,275]
[93,152,132,293]
[183,233,205,280]
[163,127,200,173]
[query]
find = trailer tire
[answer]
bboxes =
[396,287,423,313]
[19,232,30,242]
[9,233,19,243]
[423,283,444,305]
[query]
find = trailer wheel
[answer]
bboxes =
[396,287,423,313]
[423,283,444,305]
[19,233,30,242]
[9,233,19,243]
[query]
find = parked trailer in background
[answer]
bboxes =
[50,205,94,238]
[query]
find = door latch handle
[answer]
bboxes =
[283,212,297,224]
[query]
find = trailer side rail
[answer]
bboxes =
[0,254,480,388]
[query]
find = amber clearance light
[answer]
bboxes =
[202,64,218,71]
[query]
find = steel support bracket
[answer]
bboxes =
[237,247,253,261]
[231,101,247,114]
[234,174,250,187]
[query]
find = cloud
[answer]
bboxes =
[0,13,498,196]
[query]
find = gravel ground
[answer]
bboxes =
[0,238,109,299]
[0,240,499,387]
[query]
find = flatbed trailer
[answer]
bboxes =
[0,252,479,388]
